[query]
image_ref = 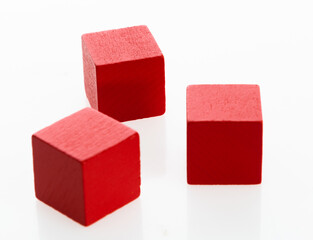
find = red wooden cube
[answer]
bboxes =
[187,85,263,184]
[82,25,165,122]
[32,108,140,226]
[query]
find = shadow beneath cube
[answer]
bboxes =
[35,198,143,240]
[187,185,261,240]
[124,115,166,178]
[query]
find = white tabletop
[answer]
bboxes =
[1,0,313,239]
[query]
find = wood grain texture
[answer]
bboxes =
[82,25,162,65]
[187,84,262,122]
[81,25,165,122]
[32,108,140,226]
[186,85,263,185]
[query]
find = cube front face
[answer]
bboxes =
[186,84,263,185]
[84,133,140,225]
[82,26,165,122]
[32,136,86,225]
[32,108,141,226]
[187,121,262,184]
[96,56,165,121]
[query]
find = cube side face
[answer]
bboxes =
[32,136,86,225]
[83,132,140,226]
[187,121,262,184]
[82,39,98,110]
[96,56,165,121]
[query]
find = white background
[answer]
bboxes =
[1,0,313,239]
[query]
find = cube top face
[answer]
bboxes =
[33,108,136,161]
[187,84,262,122]
[82,25,163,66]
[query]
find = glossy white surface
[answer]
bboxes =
[1,0,313,239]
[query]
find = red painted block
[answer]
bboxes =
[82,25,165,122]
[187,85,263,184]
[32,108,140,226]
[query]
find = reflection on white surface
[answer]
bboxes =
[187,185,261,240]
[125,116,167,178]
[36,198,142,240]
